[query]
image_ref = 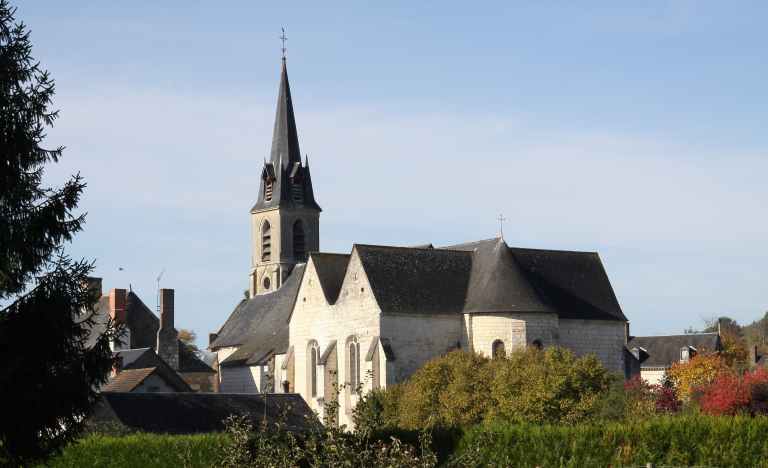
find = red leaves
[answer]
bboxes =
[699,367,768,416]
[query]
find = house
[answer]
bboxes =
[101,348,192,393]
[210,56,633,427]
[627,333,722,385]
[88,392,317,434]
[85,281,216,391]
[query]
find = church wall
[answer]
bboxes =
[558,318,626,374]
[289,251,381,428]
[469,313,558,357]
[380,313,464,384]
[219,365,263,393]
[215,346,239,390]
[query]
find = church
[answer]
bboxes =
[209,57,632,426]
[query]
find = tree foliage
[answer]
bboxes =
[0,1,116,461]
[667,354,725,402]
[360,348,614,430]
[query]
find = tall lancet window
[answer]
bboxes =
[347,336,360,389]
[261,221,272,262]
[308,340,319,397]
[293,220,306,261]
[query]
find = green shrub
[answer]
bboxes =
[373,348,613,430]
[40,433,228,468]
[488,347,612,424]
[452,415,768,467]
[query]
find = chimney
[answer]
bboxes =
[157,288,179,370]
[209,332,218,347]
[109,288,130,350]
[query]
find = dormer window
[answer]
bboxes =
[680,346,697,363]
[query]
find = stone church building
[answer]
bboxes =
[210,57,632,426]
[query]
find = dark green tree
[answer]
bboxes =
[0,1,117,462]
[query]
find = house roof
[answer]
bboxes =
[214,265,306,365]
[627,333,721,368]
[101,366,192,393]
[355,244,473,315]
[311,253,350,304]
[87,292,214,374]
[89,392,318,434]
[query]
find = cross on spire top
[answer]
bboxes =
[497,214,506,240]
[280,27,287,59]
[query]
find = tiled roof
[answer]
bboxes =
[102,366,191,393]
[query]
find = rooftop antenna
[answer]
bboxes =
[497,214,506,240]
[155,268,165,316]
[280,27,287,59]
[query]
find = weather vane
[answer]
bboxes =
[497,213,506,240]
[280,27,287,59]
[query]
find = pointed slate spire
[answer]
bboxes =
[270,58,302,170]
[251,58,321,214]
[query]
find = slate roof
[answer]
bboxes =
[213,265,306,365]
[251,58,320,213]
[355,244,473,315]
[114,348,154,369]
[311,253,350,304]
[627,333,721,368]
[352,238,625,321]
[89,393,318,434]
[102,366,192,393]
[86,291,214,374]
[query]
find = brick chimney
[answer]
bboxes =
[109,288,130,350]
[157,288,179,370]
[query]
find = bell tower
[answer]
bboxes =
[249,57,321,296]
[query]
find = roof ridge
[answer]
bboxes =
[354,243,472,253]
[509,246,598,255]
[632,332,719,338]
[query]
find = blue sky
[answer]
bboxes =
[19,1,768,346]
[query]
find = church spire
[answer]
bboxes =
[269,58,302,170]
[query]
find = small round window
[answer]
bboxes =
[263,276,271,290]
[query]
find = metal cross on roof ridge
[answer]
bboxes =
[497,213,506,240]
[280,27,287,59]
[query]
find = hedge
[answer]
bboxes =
[453,415,768,467]
[39,433,229,468]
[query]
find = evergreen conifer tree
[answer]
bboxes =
[0,1,117,461]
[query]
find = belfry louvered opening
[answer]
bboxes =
[293,220,306,261]
[261,221,272,262]
[264,178,274,202]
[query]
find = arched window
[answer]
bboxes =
[261,221,271,262]
[347,336,360,390]
[532,339,543,350]
[492,339,506,359]
[293,220,306,261]
[307,341,319,397]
